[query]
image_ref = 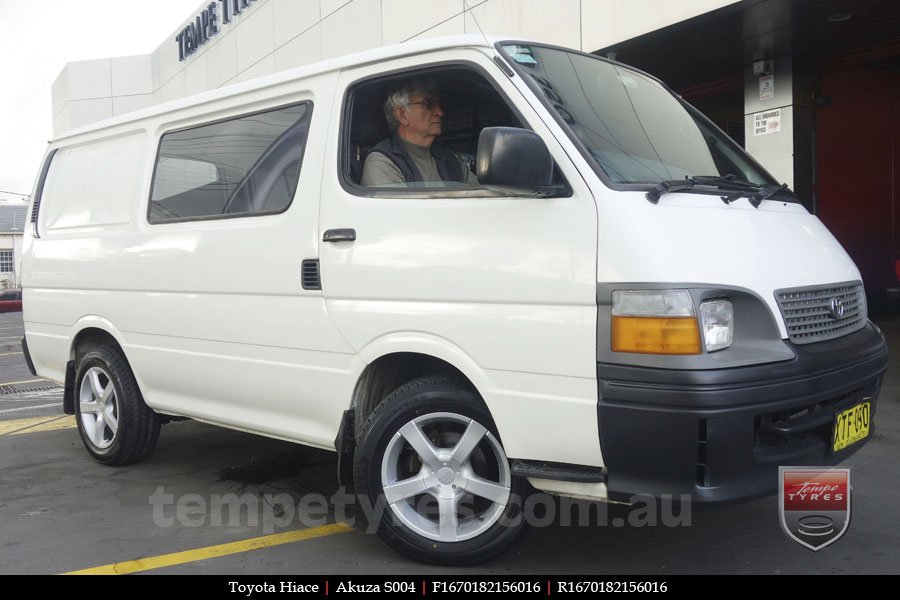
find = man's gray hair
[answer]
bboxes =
[383,78,439,132]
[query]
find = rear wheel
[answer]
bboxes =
[354,375,527,565]
[74,345,160,465]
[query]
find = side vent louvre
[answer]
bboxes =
[301,259,321,290]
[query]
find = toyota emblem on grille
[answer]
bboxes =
[829,297,846,320]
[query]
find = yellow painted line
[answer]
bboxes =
[0,378,46,386]
[0,415,75,436]
[63,523,354,575]
[0,351,22,356]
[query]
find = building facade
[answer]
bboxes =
[51,0,742,134]
[50,0,900,297]
[0,204,28,289]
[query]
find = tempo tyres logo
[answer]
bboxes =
[779,467,850,551]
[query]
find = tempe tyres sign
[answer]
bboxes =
[176,0,257,61]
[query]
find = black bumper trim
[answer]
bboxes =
[597,325,887,505]
[511,460,607,483]
[21,336,37,377]
[63,360,76,415]
[597,323,887,408]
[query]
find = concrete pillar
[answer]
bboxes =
[743,56,814,212]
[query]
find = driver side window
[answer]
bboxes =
[342,67,525,194]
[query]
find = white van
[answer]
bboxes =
[23,36,887,565]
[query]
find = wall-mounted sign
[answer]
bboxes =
[176,0,257,61]
[759,74,774,101]
[754,109,782,136]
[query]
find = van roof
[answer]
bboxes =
[52,34,512,143]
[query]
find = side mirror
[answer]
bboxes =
[477,127,554,195]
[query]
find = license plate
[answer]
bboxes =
[832,401,871,453]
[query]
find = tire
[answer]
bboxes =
[354,375,527,566]
[74,344,160,466]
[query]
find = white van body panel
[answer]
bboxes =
[318,48,603,467]
[41,132,145,230]
[592,191,861,337]
[25,72,363,450]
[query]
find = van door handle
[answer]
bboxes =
[323,228,356,242]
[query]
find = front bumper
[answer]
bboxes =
[597,322,888,505]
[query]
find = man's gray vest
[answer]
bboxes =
[368,134,465,183]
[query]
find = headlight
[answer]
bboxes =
[700,299,733,352]
[611,290,702,355]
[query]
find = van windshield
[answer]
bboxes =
[501,44,775,188]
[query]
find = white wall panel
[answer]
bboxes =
[405,15,465,42]
[383,0,463,44]
[464,0,581,47]
[273,0,322,48]
[205,32,239,89]
[111,55,155,96]
[112,94,155,117]
[159,70,186,103]
[275,25,324,71]
[580,0,739,52]
[53,98,114,135]
[54,59,112,102]
[322,0,382,60]
[184,53,209,96]
[322,0,350,19]
[51,69,69,120]
[52,105,71,137]
[238,54,276,83]
[157,23,186,88]
[236,1,276,74]
[744,106,795,188]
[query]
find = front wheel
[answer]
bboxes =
[74,345,160,466]
[354,376,527,565]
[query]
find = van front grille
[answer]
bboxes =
[774,281,866,345]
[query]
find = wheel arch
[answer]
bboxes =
[349,332,498,438]
[334,333,502,487]
[64,319,133,414]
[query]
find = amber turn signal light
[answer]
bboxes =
[611,316,702,354]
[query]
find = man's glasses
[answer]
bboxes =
[407,98,442,110]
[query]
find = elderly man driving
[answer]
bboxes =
[361,79,477,187]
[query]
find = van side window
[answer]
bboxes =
[344,67,528,194]
[149,102,312,222]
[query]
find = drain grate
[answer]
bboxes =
[0,384,63,395]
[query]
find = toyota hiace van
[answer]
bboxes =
[22,36,887,565]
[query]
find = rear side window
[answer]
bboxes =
[149,102,312,222]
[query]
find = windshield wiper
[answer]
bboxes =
[645,174,798,208]
[705,176,799,208]
[644,179,697,204]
